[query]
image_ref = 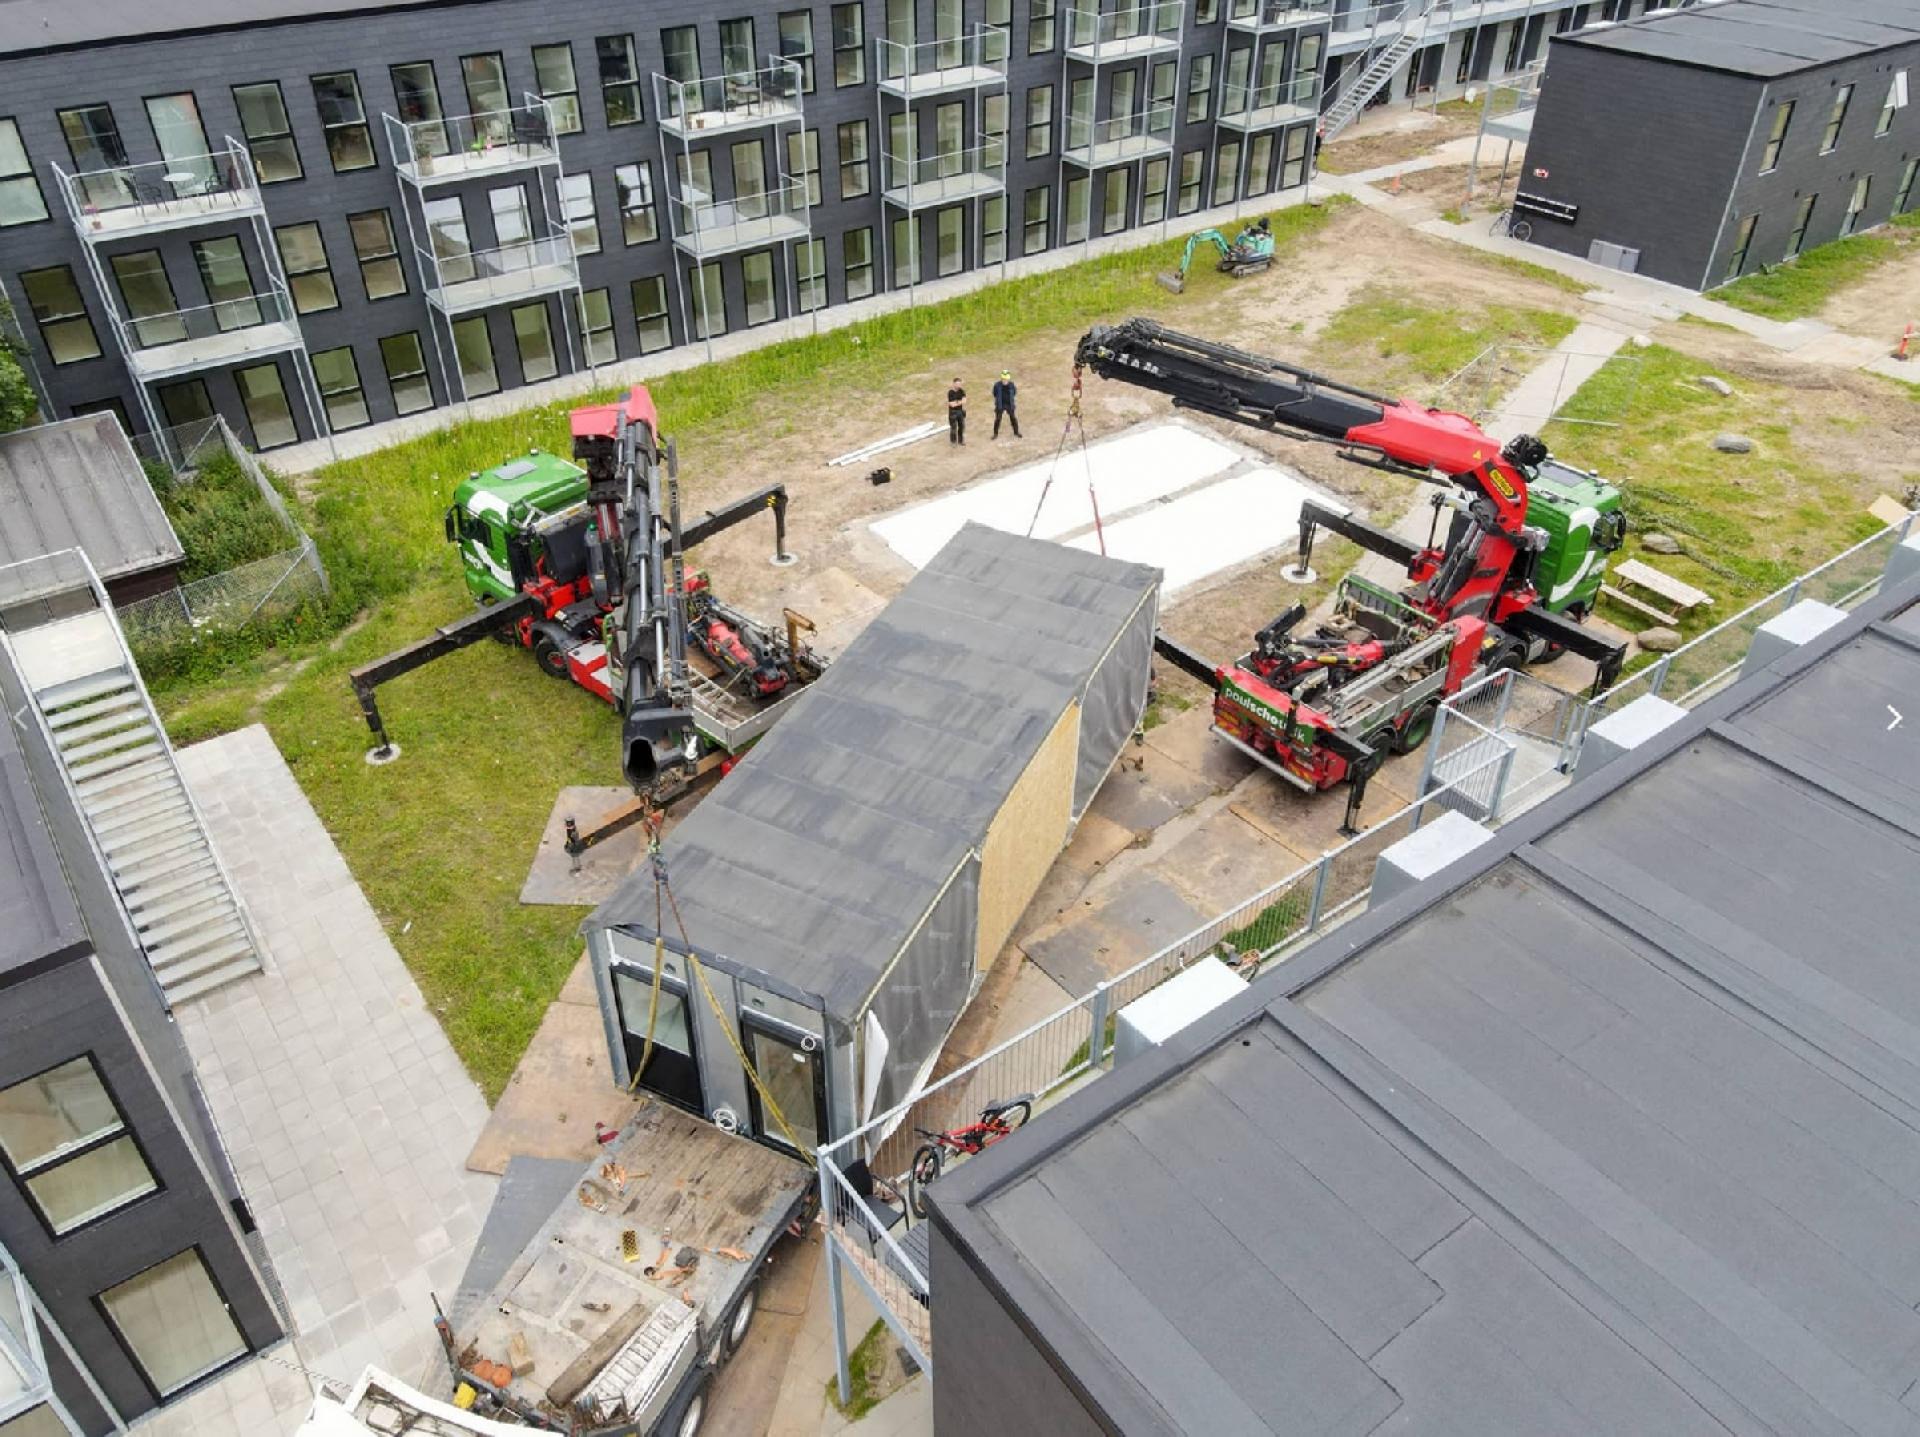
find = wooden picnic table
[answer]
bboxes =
[1612,558,1712,613]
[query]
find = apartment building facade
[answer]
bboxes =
[0,0,1662,454]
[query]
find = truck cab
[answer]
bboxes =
[1524,460,1627,618]
[445,451,591,604]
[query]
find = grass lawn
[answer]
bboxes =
[1712,213,1919,320]
[150,204,1345,1100]
[1310,285,1580,400]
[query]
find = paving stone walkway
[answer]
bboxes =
[140,724,496,1435]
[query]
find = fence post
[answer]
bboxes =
[1305,855,1332,932]
[1085,981,1111,1072]
[1488,743,1518,823]
[825,1225,852,1406]
[1648,655,1672,697]
[1492,669,1516,732]
[1416,703,1448,800]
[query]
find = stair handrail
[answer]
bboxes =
[1321,0,1437,137]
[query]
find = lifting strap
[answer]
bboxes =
[1024,365,1106,555]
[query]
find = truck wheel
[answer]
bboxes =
[1392,700,1441,756]
[531,629,568,680]
[677,1391,705,1437]
[727,1281,758,1355]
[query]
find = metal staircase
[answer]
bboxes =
[1322,26,1423,140]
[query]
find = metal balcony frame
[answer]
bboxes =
[1058,0,1188,253]
[877,24,1011,302]
[655,55,811,362]
[384,92,584,412]
[1208,9,1327,218]
[51,137,332,457]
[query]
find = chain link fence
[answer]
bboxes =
[1430,341,1643,430]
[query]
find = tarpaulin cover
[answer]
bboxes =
[586,524,1159,1107]
[1074,588,1159,815]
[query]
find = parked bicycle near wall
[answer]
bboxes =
[908,1095,1034,1217]
[1491,209,1534,242]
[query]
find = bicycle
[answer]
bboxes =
[1491,209,1534,243]
[908,1094,1034,1217]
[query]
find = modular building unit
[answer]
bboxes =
[586,524,1159,1156]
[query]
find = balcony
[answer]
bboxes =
[1217,73,1322,131]
[384,98,560,186]
[55,140,262,242]
[877,27,1010,99]
[116,285,303,384]
[1227,0,1333,32]
[655,59,804,140]
[1061,104,1176,167]
[421,232,579,314]
[669,179,811,258]
[1327,0,1420,53]
[882,141,1008,208]
[1064,0,1187,62]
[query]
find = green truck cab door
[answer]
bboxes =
[1525,461,1627,617]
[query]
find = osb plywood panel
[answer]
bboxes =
[975,700,1080,971]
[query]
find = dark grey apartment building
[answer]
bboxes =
[0,0,1662,455]
[0,632,282,1434]
[1515,0,1920,289]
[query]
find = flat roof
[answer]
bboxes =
[1559,0,1920,79]
[0,644,87,979]
[0,415,183,584]
[0,0,453,54]
[934,577,1920,1434]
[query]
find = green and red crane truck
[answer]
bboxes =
[349,386,821,839]
[1073,319,1628,826]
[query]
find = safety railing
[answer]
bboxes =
[1227,0,1334,30]
[383,96,558,181]
[1064,0,1187,58]
[1220,73,1323,127]
[877,26,1011,89]
[1062,102,1178,163]
[1328,0,1424,40]
[115,283,298,357]
[654,58,805,134]
[669,178,812,253]
[419,232,577,309]
[1426,668,1583,821]
[881,140,1008,205]
[54,138,261,230]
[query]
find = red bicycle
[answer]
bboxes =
[909,1094,1033,1217]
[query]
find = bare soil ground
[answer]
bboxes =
[1315,104,1483,175]
[1817,224,1920,346]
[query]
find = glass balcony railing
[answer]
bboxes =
[1062,102,1177,163]
[419,231,579,310]
[876,26,1011,94]
[1063,0,1187,59]
[882,140,1008,206]
[670,178,812,256]
[384,98,559,183]
[1220,73,1323,128]
[655,59,805,137]
[1227,0,1333,30]
[56,140,261,237]
[113,284,300,378]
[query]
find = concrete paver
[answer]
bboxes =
[146,724,497,1435]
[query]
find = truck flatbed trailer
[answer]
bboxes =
[445,1099,812,1435]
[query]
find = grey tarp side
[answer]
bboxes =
[1072,587,1159,815]
[586,522,1159,1055]
[927,581,1920,1435]
[0,414,184,580]
[864,856,981,1123]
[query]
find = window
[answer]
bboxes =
[1246,132,1274,198]
[311,73,375,172]
[742,249,777,325]
[452,315,500,396]
[157,379,214,429]
[98,1250,246,1397]
[1503,20,1526,72]
[887,111,912,191]
[1760,101,1793,173]
[662,27,702,118]
[1067,77,1093,154]
[632,275,673,351]
[597,35,644,127]
[780,11,816,93]
[561,173,600,255]
[986,0,1009,26]
[892,215,918,285]
[1064,173,1089,244]
[838,120,871,199]
[1842,174,1870,236]
[833,4,866,86]
[21,267,99,363]
[0,1406,68,1436]
[983,193,1007,264]
[191,237,260,330]
[1177,149,1203,214]
[580,288,616,364]
[1879,71,1909,138]
[936,0,963,67]
[511,302,558,381]
[1027,85,1054,159]
[1024,185,1050,254]
[380,331,433,414]
[1188,55,1215,124]
[390,62,450,156]
[843,226,875,299]
[796,237,826,311]
[231,83,301,183]
[614,163,657,245]
[1150,59,1176,123]
[462,52,511,123]
[58,104,127,176]
[489,184,531,248]
[936,206,965,275]
[237,362,298,447]
[145,94,213,191]
[985,92,1010,154]
[1821,84,1852,154]
[1102,168,1129,235]
[1213,139,1240,207]
[533,45,582,134]
[721,19,757,80]
[1030,0,1056,55]
[0,121,47,226]
[312,346,369,429]
[348,210,406,300]
[1142,155,1169,224]
[788,129,822,207]
[110,251,183,347]
[688,262,727,338]
[1897,157,1919,215]
[1724,212,1758,281]
[1195,0,1219,23]
[1281,125,1309,188]
[1454,32,1474,87]
[275,221,338,313]
[1785,193,1816,259]
[0,1057,157,1235]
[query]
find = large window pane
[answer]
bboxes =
[313,346,369,429]
[688,262,726,339]
[391,61,449,157]
[274,221,338,313]
[423,197,474,283]
[109,251,184,346]
[236,362,298,447]
[58,105,131,208]
[489,184,530,248]
[833,3,866,87]
[597,35,644,127]
[349,209,406,299]
[937,205,964,275]
[452,315,500,396]
[562,173,600,255]
[158,379,214,429]
[796,237,826,312]
[533,44,582,134]
[28,1137,156,1233]
[0,120,48,226]
[311,72,375,172]
[145,94,213,191]
[580,288,616,364]
[20,266,100,364]
[742,250,776,326]
[843,227,874,299]
[461,52,510,121]
[615,163,657,244]
[780,10,816,93]
[837,120,870,199]
[1102,167,1129,235]
[380,332,433,414]
[0,1058,155,1235]
[232,83,301,183]
[511,302,558,381]
[631,276,672,352]
[99,1251,246,1397]
[0,1406,71,1437]
[191,237,261,331]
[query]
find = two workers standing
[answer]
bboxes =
[946,371,1022,445]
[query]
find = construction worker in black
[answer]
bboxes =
[992,370,1021,439]
[947,376,966,444]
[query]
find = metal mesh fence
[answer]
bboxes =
[1429,343,1643,430]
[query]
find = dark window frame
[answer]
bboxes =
[231,81,302,184]
[234,359,301,449]
[779,10,817,94]
[274,220,340,314]
[1820,84,1853,155]
[597,34,646,127]
[347,208,407,301]
[92,1245,252,1403]
[310,72,377,173]
[631,274,674,352]
[843,225,875,299]
[379,330,435,414]
[0,1053,163,1242]
[532,44,583,135]
[832,3,867,87]
[580,287,617,363]
[0,118,50,227]
[311,344,371,430]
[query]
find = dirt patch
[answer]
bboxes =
[1316,105,1483,176]
[1817,223,1920,345]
